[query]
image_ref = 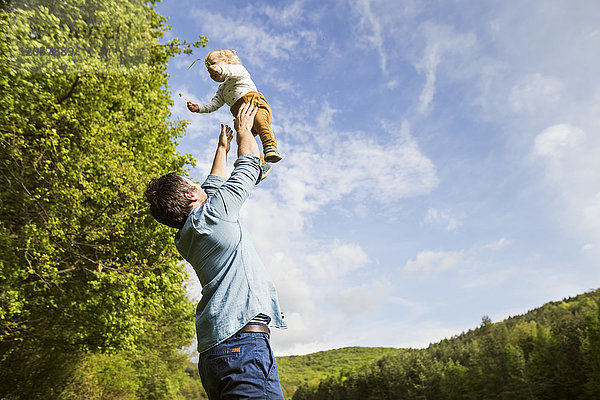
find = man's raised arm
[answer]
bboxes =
[209,124,233,179]
[206,103,262,219]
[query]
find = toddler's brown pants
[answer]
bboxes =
[230,92,277,152]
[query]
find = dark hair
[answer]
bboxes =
[144,172,196,229]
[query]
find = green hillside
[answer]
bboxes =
[288,288,600,400]
[276,346,404,398]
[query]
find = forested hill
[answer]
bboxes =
[280,288,600,400]
[277,347,404,398]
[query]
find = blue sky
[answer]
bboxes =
[155,0,600,356]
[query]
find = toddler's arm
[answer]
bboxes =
[187,92,225,114]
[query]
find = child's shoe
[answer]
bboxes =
[264,145,282,163]
[260,163,273,181]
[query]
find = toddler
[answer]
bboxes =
[187,50,282,171]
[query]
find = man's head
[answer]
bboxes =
[144,172,205,229]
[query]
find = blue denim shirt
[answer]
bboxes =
[174,154,286,353]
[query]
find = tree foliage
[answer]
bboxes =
[0,0,207,397]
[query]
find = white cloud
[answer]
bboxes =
[386,79,399,89]
[403,250,464,275]
[170,83,233,139]
[270,311,329,354]
[236,103,438,354]
[533,124,586,159]
[262,74,300,94]
[387,296,429,315]
[483,238,511,250]
[329,280,391,315]
[425,208,461,230]
[415,23,476,115]
[306,242,369,280]
[416,42,441,115]
[352,0,387,73]
[403,237,513,279]
[333,318,466,350]
[271,106,438,210]
[182,262,202,303]
[263,0,306,27]
[162,0,600,358]
[190,8,320,68]
[530,123,600,244]
[509,73,563,113]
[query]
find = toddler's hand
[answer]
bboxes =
[208,64,222,76]
[187,101,199,113]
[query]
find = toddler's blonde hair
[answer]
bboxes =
[207,49,242,65]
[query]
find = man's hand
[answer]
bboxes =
[234,102,257,135]
[187,101,199,113]
[218,124,233,153]
[234,103,260,158]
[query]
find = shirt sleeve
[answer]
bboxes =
[220,64,251,80]
[196,89,225,113]
[201,174,226,196]
[211,154,261,219]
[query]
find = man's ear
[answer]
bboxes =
[184,191,197,200]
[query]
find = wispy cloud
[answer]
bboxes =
[189,8,321,68]
[483,238,511,250]
[307,242,369,280]
[263,0,307,27]
[425,208,461,230]
[352,0,387,73]
[329,280,391,315]
[530,122,600,246]
[237,102,438,353]
[415,42,440,115]
[414,22,476,115]
[161,0,600,357]
[532,124,586,159]
[509,73,563,113]
[403,237,514,278]
[403,250,464,275]
[272,112,438,209]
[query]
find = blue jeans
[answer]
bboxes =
[198,331,285,399]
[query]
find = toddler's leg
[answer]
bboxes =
[251,96,281,163]
[252,108,276,148]
[230,93,282,166]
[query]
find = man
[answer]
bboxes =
[145,103,287,399]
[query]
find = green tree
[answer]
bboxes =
[502,343,534,400]
[0,0,206,397]
[581,306,600,399]
[439,359,469,400]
